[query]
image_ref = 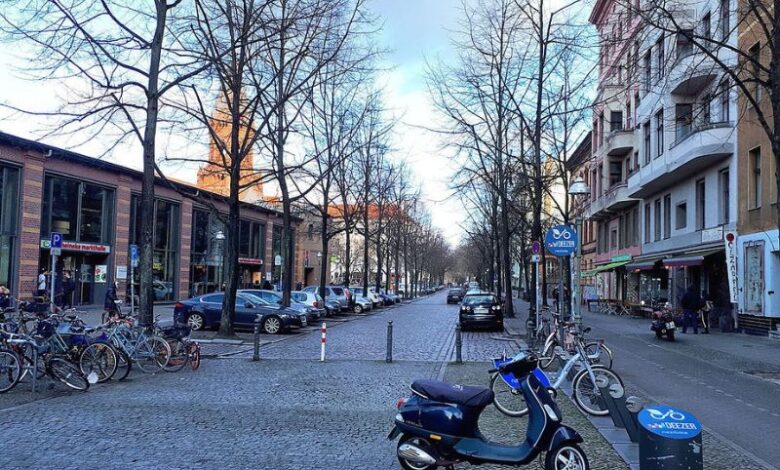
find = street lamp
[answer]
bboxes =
[214,230,226,292]
[568,177,590,330]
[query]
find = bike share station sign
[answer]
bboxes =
[637,405,702,469]
[544,225,578,257]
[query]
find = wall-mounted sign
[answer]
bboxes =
[701,227,723,244]
[723,231,738,304]
[41,239,111,254]
[238,257,263,266]
[94,265,108,283]
[116,266,128,280]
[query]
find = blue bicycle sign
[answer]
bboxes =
[544,225,578,257]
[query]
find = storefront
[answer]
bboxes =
[582,255,631,301]
[662,248,724,307]
[238,219,265,288]
[189,208,226,297]
[129,196,180,302]
[627,259,668,304]
[38,174,114,304]
[0,165,19,291]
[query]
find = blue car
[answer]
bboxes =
[173,292,306,334]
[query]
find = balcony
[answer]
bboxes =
[669,48,734,97]
[628,122,734,198]
[588,182,638,219]
[605,129,634,156]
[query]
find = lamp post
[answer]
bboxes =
[214,230,226,292]
[568,178,590,330]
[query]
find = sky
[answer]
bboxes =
[0,0,466,246]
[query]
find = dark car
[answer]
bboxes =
[240,289,321,323]
[447,288,464,304]
[459,292,503,331]
[173,292,306,334]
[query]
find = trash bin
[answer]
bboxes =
[637,405,703,470]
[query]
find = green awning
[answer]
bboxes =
[581,259,631,278]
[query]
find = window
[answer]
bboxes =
[748,42,761,103]
[130,196,179,301]
[643,122,651,164]
[632,150,639,172]
[626,101,632,128]
[695,179,706,229]
[654,199,661,241]
[202,294,224,304]
[655,110,664,156]
[239,220,265,259]
[0,166,20,291]
[42,176,114,244]
[631,207,640,246]
[610,111,623,132]
[592,120,599,151]
[744,242,763,313]
[643,51,651,92]
[720,0,730,40]
[591,169,598,199]
[676,29,694,59]
[750,147,761,209]
[610,229,618,250]
[656,37,665,80]
[702,94,711,124]
[644,204,651,243]
[675,104,693,141]
[719,79,729,121]
[599,112,605,145]
[718,169,730,224]
[609,160,622,186]
[676,203,687,229]
[702,13,711,45]
[663,194,671,239]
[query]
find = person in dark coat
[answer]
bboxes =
[262,280,273,290]
[680,285,703,334]
[104,282,119,320]
[62,271,75,309]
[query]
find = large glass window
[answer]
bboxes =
[272,225,283,282]
[129,196,180,301]
[239,220,265,259]
[42,175,114,243]
[189,208,226,296]
[0,166,20,290]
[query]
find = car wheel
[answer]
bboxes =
[187,312,205,331]
[353,304,364,314]
[263,316,282,335]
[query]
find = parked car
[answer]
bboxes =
[173,292,306,334]
[240,289,321,323]
[323,299,341,317]
[459,292,503,331]
[380,289,400,304]
[352,287,382,308]
[447,288,465,304]
[302,285,352,311]
[351,295,373,314]
[291,291,328,318]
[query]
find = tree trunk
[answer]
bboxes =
[319,209,329,299]
[138,2,167,327]
[344,224,352,286]
[219,176,240,337]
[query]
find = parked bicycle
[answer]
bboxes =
[535,314,613,370]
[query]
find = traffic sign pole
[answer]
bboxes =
[49,232,63,313]
[130,244,138,317]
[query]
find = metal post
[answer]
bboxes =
[50,255,56,313]
[320,322,326,362]
[455,323,462,364]
[535,261,541,334]
[574,217,583,331]
[130,262,135,317]
[252,315,261,361]
[386,320,393,363]
[558,257,566,344]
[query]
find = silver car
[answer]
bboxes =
[291,291,328,317]
[303,285,351,311]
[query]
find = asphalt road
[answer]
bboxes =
[581,309,780,468]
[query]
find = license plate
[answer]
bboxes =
[475,308,488,314]
[302,318,308,327]
[666,321,675,329]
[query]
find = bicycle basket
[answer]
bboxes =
[36,320,56,339]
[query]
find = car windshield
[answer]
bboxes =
[463,295,495,305]
[449,289,461,294]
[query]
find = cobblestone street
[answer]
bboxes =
[0,292,616,469]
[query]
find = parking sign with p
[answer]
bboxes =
[50,232,63,256]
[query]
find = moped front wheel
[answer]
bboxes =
[572,365,624,416]
[545,443,590,470]
[490,372,528,417]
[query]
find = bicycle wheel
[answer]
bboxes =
[189,342,201,371]
[163,339,188,373]
[572,365,623,416]
[583,342,613,369]
[134,336,171,374]
[490,372,528,417]
[113,347,132,381]
[0,349,22,393]
[48,357,89,391]
[539,341,558,370]
[79,342,118,384]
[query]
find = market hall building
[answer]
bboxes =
[0,131,305,306]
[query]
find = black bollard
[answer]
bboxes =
[253,315,261,362]
[386,321,393,363]
[455,323,462,364]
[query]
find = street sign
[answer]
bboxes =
[531,254,540,263]
[531,240,541,254]
[50,232,63,256]
[130,244,139,268]
[544,225,578,257]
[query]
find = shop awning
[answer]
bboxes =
[582,259,631,277]
[625,258,662,271]
[662,248,723,267]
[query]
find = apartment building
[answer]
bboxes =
[566,133,598,300]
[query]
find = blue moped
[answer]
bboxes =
[388,353,589,470]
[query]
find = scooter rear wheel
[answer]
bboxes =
[397,434,439,470]
[545,443,590,470]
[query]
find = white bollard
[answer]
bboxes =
[320,322,327,362]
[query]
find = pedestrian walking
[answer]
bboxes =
[104,281,119,322]
[680,285,703,334]
[63,271,75,309]
[552,287,559,313]
[37,269,47,298]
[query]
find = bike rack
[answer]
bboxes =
[597,382,641,443]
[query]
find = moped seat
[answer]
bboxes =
[410,380,494,408]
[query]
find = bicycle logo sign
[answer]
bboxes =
[544,225,578,257]
[638,405,701,440]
